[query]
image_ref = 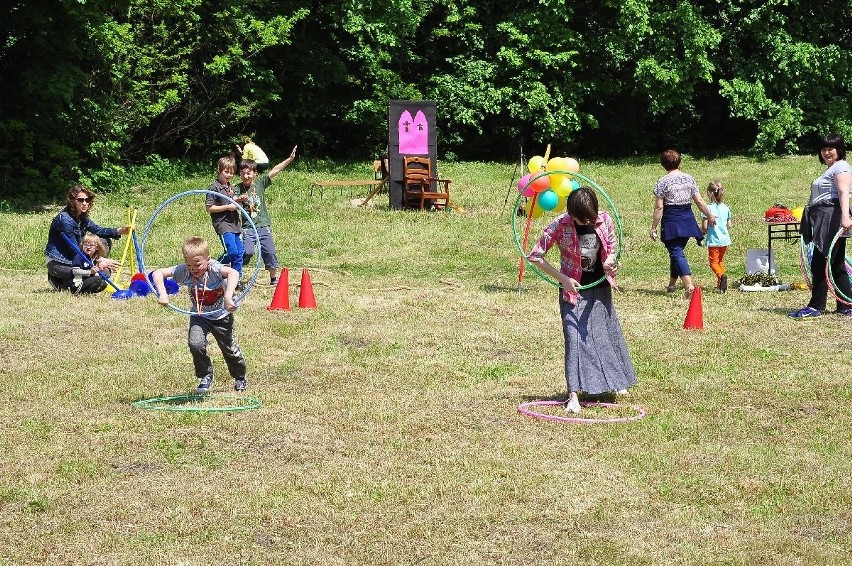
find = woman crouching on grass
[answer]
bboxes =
[44,185,130,294]
[527,186,637,413]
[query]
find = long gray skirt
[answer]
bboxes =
[559,285,637,395]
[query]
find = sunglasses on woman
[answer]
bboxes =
[76,197,92,203]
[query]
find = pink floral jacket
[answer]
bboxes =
[528,211,618,304]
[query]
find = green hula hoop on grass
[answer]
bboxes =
[132,393,261,412]
[512,170,623,290]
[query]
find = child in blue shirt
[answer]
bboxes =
[205,156,244,280]
[701,180,733,292]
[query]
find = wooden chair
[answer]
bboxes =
[402,156,451,211]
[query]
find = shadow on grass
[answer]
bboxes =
[482,282,525,294]
[33,288,58,295]
[623,287,684,298]
[128,391,206,406]
[758,306,800,316]
[519,391,620,403]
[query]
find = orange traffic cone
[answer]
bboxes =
[683,287,703,330]
[298,268,317,309]
[267,268,290,311]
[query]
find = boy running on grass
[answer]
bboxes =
[152,236,247,393]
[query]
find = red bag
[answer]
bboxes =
[764,204,795,222]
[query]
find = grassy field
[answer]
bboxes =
[0,154,849,564]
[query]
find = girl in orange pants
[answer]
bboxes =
[701,180,733,292]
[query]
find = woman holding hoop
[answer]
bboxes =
[528,187,637,413]
[44,185,130,293]
[790,133,852,318]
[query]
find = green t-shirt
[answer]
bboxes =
[234,174,273,228]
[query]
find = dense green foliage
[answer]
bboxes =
[3,0,852,198]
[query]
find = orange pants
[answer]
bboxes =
[708,246,727,280]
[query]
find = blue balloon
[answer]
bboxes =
[129,279,152,297]
[147,270,180,296]
[538,189,559,211]
[164,278,180,295]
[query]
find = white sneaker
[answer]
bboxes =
[616,389,629,396]
[565,398,582,413]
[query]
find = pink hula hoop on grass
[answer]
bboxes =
[518,400,646,424]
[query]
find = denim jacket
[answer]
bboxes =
[44,210,121,265]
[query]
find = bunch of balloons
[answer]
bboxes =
[517,156,582,218]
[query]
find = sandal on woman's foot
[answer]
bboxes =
[666,285,677,293]
[564,397,582,413]
[684,287,695,300]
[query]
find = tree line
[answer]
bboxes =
[2,0,851,198]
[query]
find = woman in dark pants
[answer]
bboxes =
[648,149,716,299]
[790,133,852,318]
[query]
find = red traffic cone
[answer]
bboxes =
[298,268,317,309]
[267,268,290,311]
[683,287,703,330]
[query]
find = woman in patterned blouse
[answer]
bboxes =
[648,149,716,299]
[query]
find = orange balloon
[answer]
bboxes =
[565,157,580,173]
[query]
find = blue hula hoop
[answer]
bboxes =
[139,189,262,317]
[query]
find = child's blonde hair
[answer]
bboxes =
[81,234,107,260]
[217,155,236,173]
[182,236,211,260]
[707,179,724,203]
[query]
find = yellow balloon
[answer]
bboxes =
[791,207,804,221]
[555,193,568,213]
[565,157,580,173]
[550,175,572,197]
[546,157,571,186]
[528,156,545,174]
[525,197,544,219]
[549,173,565,187]
[546,156,570,172]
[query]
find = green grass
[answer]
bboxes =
[0,154,850,563]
